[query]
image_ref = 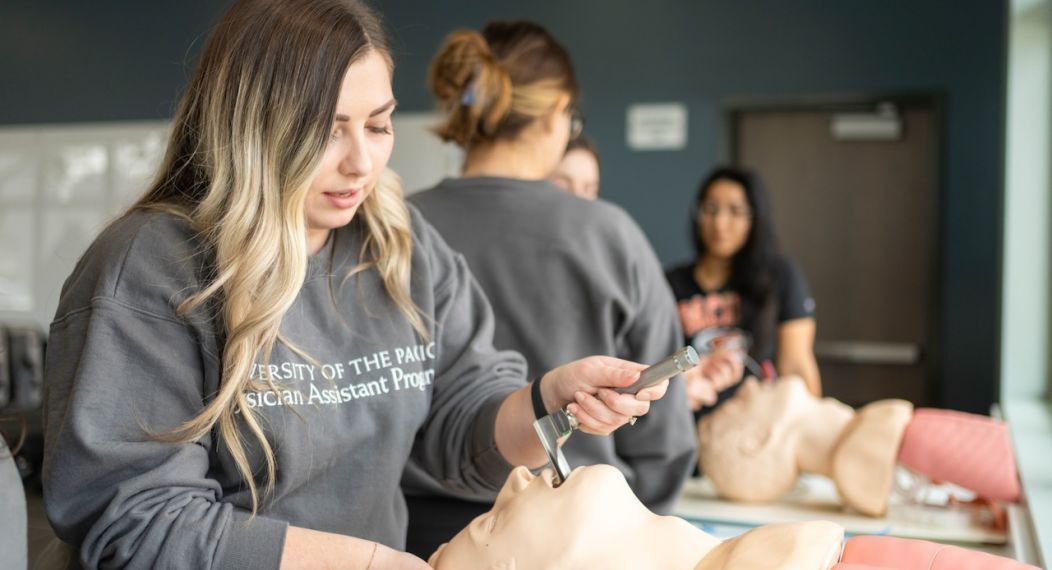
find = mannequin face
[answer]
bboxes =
[698,179,753,260]
[550,148,600,199]
[430,465,718,570]
[697,377,852,502]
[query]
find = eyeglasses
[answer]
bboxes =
[699,202,753,219]
[569,108,585,140]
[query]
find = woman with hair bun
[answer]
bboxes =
[40,2,671,568]
[406,20,738,558]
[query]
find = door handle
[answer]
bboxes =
[814,341,922,365]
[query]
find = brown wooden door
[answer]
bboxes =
[731,99,940,406]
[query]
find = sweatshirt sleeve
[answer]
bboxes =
[407,210,528,495]
[610,214,698,514]
[43,299,288,570]
[43,211,292,570]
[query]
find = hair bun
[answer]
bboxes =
[428,30,513,146]
[429,21,575,148]
[428,31,494,105]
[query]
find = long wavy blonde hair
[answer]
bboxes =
[134,0,424,513]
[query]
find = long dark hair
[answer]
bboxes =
[690,166,782,358]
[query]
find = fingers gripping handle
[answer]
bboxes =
[614,346,699,395]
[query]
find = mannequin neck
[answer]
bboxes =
[793,398,855,476]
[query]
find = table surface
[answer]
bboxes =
[673,474,1008,547]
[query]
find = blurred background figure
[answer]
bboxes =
[550,134,600,200]
[666,166,821,410]
[404,19,706,559]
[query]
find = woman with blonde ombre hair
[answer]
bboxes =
[41,2,671,568]
[404,20,741,559]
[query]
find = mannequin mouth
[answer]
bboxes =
[539,467,579,488]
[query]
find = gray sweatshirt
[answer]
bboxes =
[42,207,526,569]
[406,177,696,513]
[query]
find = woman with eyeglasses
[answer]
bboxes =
[404,20,728,559]
[666,166,822,413]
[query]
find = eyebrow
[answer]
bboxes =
[334,98,398,122]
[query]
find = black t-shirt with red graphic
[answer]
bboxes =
[664,256,815,368]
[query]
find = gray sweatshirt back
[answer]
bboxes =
[42,207,526,569]
[407,177,696,513]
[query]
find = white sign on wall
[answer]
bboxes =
[626,102,688,151]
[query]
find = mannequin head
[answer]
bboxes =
[430,465,718,569]
[697,377,853,502]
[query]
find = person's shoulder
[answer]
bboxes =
[555,194,644,240]
[405,200,447,249]
[770,254,816,317]
[405,181,443,208]
[56,209,207,320]
[771,254,806,281]
[404,200,463,278]
[75,208,200,282]
[406,178,465,213]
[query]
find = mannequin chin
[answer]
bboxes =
[429,465,718,570]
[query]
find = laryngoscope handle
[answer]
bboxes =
[614,346,699,395]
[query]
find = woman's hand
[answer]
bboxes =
[684,350,744,411]
[700,349,744,392]
[538,356,667,435]
[281,527,433,569]
[370,544,434,569]
[683,366,718,411]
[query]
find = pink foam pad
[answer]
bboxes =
[897,408,1020,502]
[842,536,1038,569]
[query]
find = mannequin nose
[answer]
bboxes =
[505,466,533,494]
